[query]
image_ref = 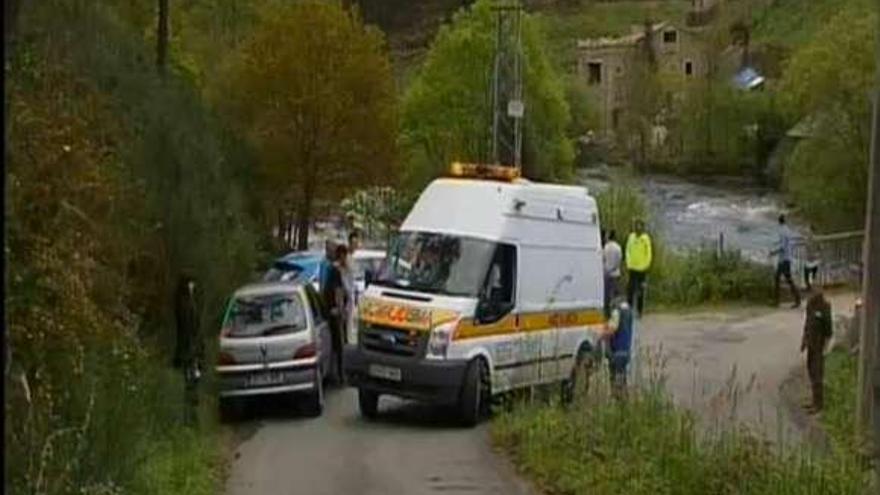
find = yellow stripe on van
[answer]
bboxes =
[456,314,519,339]
[358,297,458,332]
[454,309,606,341]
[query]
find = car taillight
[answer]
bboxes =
[217,351,236,365]
[294,343,316,359]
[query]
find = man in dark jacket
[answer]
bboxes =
[606,296,635,400]
[322,245,348,385]
[175,273,203,426]
[801,287,832,414]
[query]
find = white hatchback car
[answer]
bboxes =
[216,281,333,418]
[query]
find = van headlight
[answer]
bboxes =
[426,321,458,359]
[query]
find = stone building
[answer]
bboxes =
[576,21,709,137]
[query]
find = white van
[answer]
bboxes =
[343,164,605,425]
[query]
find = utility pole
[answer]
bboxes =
[857,1,880,489]
[491,1,524,171]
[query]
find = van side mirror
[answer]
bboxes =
[364,270,373,288]
[476,297,511,325]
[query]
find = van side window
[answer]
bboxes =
[479,243,517,323]
[304,285,326,324]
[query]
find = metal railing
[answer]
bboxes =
[791,230,865,289]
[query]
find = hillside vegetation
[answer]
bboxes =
[5,1,398,493]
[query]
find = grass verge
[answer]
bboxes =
[492,360,866,495]
[133,425,224,495]
[822,350,859,459]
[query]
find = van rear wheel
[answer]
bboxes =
[458,358,490,427]
[358,388,379,419]
[562,346,595,406]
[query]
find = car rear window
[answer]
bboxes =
[224,292,307,338]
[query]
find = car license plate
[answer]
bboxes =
[246,371,285,388]
[368,364,401,382]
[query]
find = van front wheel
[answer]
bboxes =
[458,358,489,427]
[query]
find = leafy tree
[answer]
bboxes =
[400,0,574,187]
[779,3,875,231]
[216,1,398,249]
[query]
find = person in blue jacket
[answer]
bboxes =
[318,239,336,290]
[606,295,635,399]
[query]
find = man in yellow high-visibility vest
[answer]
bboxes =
[625,219,652,316]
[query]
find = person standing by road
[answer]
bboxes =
[606,296,635,400]
[603,230,623,316]
[346,231,362,342]
[801,287,832,414]
[803,233,821,292]
[771,214,802,308]
[625,219,652,316]
[174,273,203,426]
[322,244,349,385]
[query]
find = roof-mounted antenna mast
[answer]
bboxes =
[491,0,524,172]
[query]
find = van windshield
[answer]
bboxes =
[374,232,495,298]
[224,292,308,338]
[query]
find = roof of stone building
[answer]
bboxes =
[576,21,704,50]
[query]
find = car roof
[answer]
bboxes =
[233,281,306,298]
[279,250,323,261]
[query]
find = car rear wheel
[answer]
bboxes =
[219,397,245,423]
[458,358,490,427]
[302,367,325,418]
[358,388,379,419]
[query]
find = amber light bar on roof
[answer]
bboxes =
[448,162,521,181]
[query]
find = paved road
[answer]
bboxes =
[225,389,535,495]
[639,292,857,444]
[226,292,858,494]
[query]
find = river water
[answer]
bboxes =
[578,168,807,264]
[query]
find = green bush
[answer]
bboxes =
[653,248,774,307]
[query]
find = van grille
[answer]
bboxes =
[360,325,425,357]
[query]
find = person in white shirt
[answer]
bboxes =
[345,231,361,343]
[603,230,623,316]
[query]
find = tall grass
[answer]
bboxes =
[492,347,867,495]
[823,350,859,459]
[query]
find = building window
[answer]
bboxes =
[587,62,602,85]
[685,61,693,76]
[663,30,677,43]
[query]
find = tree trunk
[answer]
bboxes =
[4,0,22,58]
[286,210,295,248]
[295,182,315,251]
[277,208,286,248]
[156,0,170,74]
